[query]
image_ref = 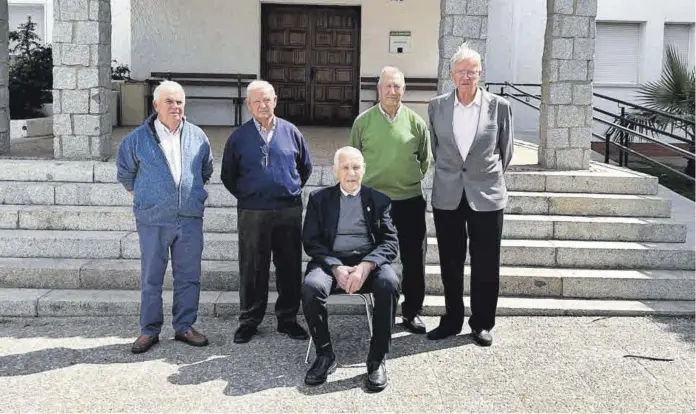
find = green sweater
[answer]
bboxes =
[349,105,432,201]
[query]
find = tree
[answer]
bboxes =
[8,17,53,119]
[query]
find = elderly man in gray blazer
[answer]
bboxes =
[426,43,514,346]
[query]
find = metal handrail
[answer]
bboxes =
[594,133,695,181]
[488,81,695,182]
[593,106,692,144]
[594,92,695,125]
[593,114,695,159]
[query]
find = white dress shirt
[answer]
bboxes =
[452,88,482,164]
[340,185,361,197]
[378,103,402,123]
[154,118,182,186]
[253,116,277,144]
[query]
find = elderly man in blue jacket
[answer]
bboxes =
[116,80,214,354]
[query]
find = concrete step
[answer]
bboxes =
[0,230,693,269]
[0,159,659,195]
[0,258,692,300]
[1,288,691,317]
[1,205,685,242]
[0,182,672,217]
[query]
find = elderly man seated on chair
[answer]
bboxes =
[301,146,399,391]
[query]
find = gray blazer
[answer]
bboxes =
[427,88,514,212]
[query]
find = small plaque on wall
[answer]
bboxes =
[389,31,411,54]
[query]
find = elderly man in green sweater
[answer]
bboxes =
[349,66,432,334]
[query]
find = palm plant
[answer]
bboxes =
[604,45,695,176]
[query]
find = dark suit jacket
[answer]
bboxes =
[302,184,399,272]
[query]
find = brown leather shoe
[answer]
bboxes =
[131,334,159,354]
[174,328,209,347]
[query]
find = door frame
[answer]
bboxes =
[260,3,362,126]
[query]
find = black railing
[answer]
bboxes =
[485,82,695,182]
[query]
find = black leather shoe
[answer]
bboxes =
[426,325,461,340]
[366,360,388,392]
[305,354,337,386]
[471,329,493,347]
[402,315,426,334]
[277,321,310,340]
[233,324,257,344]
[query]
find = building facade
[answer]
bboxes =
[0,0,693,166]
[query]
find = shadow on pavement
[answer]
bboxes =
[0,316,474,396]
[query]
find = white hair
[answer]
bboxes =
[333,146,364,168]
[153,80,185,102]
[246,80,276,98]
[377,66,405,87]
[449,42,482,71]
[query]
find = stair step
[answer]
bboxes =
[0,160,659,195]
[1,205,685,242]
[0,258,692,300]
[0,182,672,217]
[0,288,690,317]
[0,230,692,269]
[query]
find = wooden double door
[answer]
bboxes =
[261,4,360,126]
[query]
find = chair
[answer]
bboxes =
[304,292,374,364]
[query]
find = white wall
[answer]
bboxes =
[111,0,131,67]
[8,0,53,45]
[129,0,439,125]
[486,0,696,139]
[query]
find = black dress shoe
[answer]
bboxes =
[401,315,426,334]
[277,321,309,340]
[471,329,493,347]
[233,324,257,344]
[305,354,337,386]
[365,360,388,392]
[131,334,159,354]
[426,325,461,340]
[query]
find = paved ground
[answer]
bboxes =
[0,315,693,412]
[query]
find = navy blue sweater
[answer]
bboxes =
[220,118,313,210]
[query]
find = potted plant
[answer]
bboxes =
[8,16,53,139]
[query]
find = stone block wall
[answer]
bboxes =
[53,0,112,160]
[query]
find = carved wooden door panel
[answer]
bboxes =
[262,5,360,125]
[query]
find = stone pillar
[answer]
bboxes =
[0,0,9,156]
[538,0,596,170]
[437,0,489,94]
[53,0,112,160]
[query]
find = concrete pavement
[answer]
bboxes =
[0,315,693,412]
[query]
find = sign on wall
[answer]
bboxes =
[389,31,411,54]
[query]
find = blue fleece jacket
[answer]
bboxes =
[220,117,312,210]
[116,113,214,226]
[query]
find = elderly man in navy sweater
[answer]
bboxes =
[116,80,214,354]
[221,80,313,344]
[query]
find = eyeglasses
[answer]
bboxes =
[261,145,269,168]
[453,70,481,78]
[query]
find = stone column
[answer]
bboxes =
[0,0,9,156]
[538,0,596,170]
[437,0,489,94]
[53,0,112,160]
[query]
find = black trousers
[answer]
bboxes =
[432,190,503,332]
[390,195,427,318]
[237,205,303,327]
[301,258,400,362]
